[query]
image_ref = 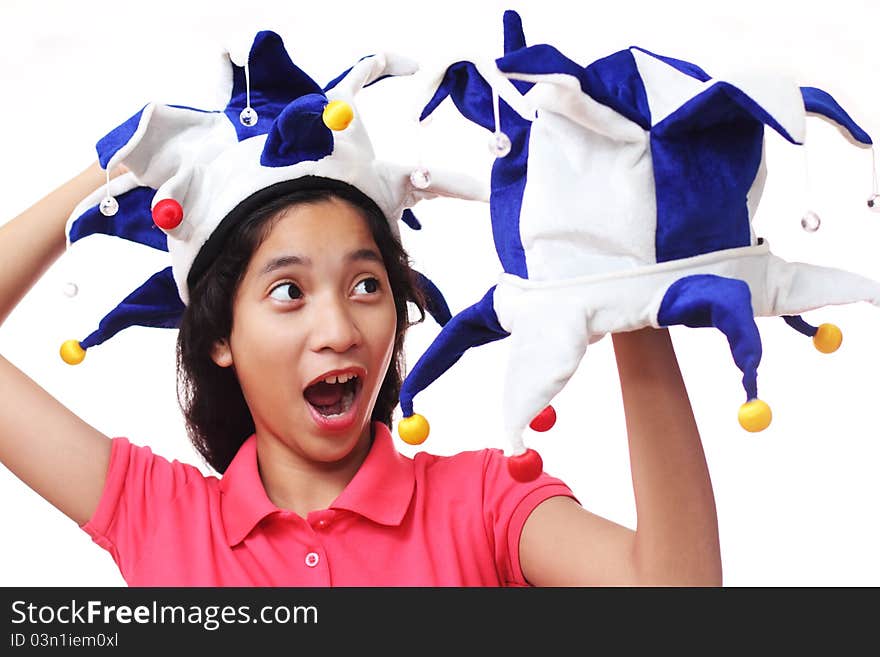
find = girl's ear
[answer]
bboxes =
[211,338,234,368]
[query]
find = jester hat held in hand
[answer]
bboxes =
[398,10,879,481]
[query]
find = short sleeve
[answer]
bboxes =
[481,449,578,586]
[80,437,203,577]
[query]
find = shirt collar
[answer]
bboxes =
[219,421,414,546]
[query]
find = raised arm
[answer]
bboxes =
[519,326,722,586]
[0,162,121,526]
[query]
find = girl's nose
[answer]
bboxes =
[310,295,362,353]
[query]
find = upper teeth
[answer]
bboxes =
[323,373,357,384]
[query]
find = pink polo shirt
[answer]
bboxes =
[81,421,577,586]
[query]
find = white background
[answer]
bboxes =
[0,0,878,586]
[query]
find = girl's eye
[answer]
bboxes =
[353,277,380,295]
[269,282,303,301]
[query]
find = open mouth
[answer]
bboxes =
[303,373,361,419]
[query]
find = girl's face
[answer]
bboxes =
[211,197,397,463]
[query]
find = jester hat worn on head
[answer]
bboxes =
[398,10,880,481]
[62,30,487,365]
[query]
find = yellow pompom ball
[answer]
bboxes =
[322,100,354,131]
[813,323,842,354]
[399,413,430,445]
[60,340,86,365]
[738,398,772,432]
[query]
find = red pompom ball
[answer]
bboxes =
[152,198,184,230]
[529,405,557,432]
[507,449,543,482]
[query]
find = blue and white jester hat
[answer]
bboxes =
[397,10,880,481]
[61,30,487,365]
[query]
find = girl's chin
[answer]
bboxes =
[297,419,372,465]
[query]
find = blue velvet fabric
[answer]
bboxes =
[414,271,452,326]
[695,82,800,143]
[801,86,873,145]
[489,103,531,279]
[496,44,652,129]
[223,31,325,141]
[261,93,334,167]
[98,31,329,170]
[421,11,535,279]
[68,186,167,252]
[400,286,510,416]
[582,49,652,129]
[96,105,147,168]
[401,209,421,230]
[421,61,495,130]
[79,267,185,349]
[651,77,811,262]
[657,274,762,400]
[502,10,528,70]
[492,11,534,279]
[782,314,817,337]
[651,85,770,262]
[421,61,532,278]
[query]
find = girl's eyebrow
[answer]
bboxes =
[259,254,310,278]
[259,248,383,278]
[346,248,384,266]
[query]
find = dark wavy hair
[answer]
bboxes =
[176,178,426,474]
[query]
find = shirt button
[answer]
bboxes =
[310,509,336,530]
[305,552,320,568]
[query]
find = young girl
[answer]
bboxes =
[0,155,721,586]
